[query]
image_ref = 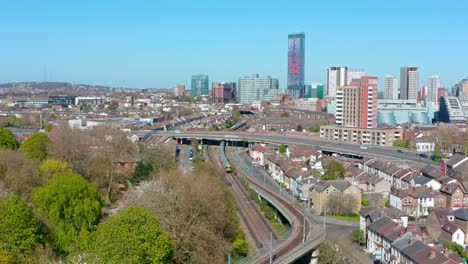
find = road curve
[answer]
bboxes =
[227,150,324,264]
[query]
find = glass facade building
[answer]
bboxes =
[287,33,305,99]
[191,74,209,96]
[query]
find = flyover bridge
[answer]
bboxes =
[147,130,436,166]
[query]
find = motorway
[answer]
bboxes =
[153,131,435,166]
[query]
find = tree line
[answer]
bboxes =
[0,123,246,263]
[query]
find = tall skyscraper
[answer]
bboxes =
[238,74,279,104]
[384,74,398,99]
[287,33,305,99]
[426,75,440,104]
[346,69,365,85]
[336,76,378,128]
[327,66,347,97]
[191,74,209,96]
[400,67,419,100]
[212,82,236,104]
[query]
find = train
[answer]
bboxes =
[219,141,233,173]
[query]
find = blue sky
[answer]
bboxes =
[1,0,467,90]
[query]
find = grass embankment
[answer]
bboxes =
[326,213,360,223]
[237,176,290,236]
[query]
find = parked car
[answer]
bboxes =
[397,149,404,153]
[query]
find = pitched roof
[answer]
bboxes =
[368,216,398,235]
[452,208,468,221]
[393,187,434,199]
[447,154,468,167]
[412,175,432,186]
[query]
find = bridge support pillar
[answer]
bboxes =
[309,248,319,264]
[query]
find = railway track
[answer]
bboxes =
[226,150,312,264]
[205,146,276,250]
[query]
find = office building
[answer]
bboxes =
[346,69,365,85]
[212,82,236,104]
[327,67,347,97]
[287,33,305,99]
[238,74,279,104]
[400,67,418,100]
[49,95,76,106]
[426,75,440,104]
[439,96,465,123]
[384,74,398,100]
[335,76,378,129]
[191,74,209,96]
[438,88,448,101]
[174,84,186,97]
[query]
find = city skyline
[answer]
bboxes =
[1,0,467,89]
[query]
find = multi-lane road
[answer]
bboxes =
[152,131,436,166]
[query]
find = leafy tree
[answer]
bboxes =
[309,124,320,133]
[31,172,102,253]
[361,199,370,206]
[323,160,345,180]
[296,124,303,132]
[278,144,287,154]
[0,128,19,149]
[385,200,390,207]
[351,230,366,246]
[0,195,41,262]
[0,150,41,198]
[44,123,53,132]
[269,127,277,132]
[128,161,153,185]
[280,112,290,117]
[318,242,345,264]
[433,144,446,159]
[38,158,71,180]
[0,250,14,264]
[443,241,464,256]
[90,206,173,264]
[392,139,409,148]
[21,132,49,159]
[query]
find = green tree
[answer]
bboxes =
[433,144,446,159]
[31,172,102,253]
[278,144,287,154]
[0,128,19,149]
[385,200,390,207]
[361,199,370,206]
[0,195,41,262]
[392,139,409,148]
[38,158,71,180]
[44,123,53,132]
[90,206,173,264]
[20,132,49,159]
[128,161,153,186]
[351,230,366,246]
[309,124,320,133]
[280,112,290,117]
[0,250,14,264]
[296,124,303,132]
[323,160,345,180]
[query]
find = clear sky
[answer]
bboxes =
[1,0,467,90]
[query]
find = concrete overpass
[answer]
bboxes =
[147,130,437,166]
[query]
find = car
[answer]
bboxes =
[360,145,369,150]
[397,149,404,153]
[418,153,428,158]
[174,130,181,134]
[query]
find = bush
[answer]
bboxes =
[385,200,390,207]
[361,199,370,206]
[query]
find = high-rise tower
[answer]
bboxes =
[287,33,305,99]
[400,67,418,100]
